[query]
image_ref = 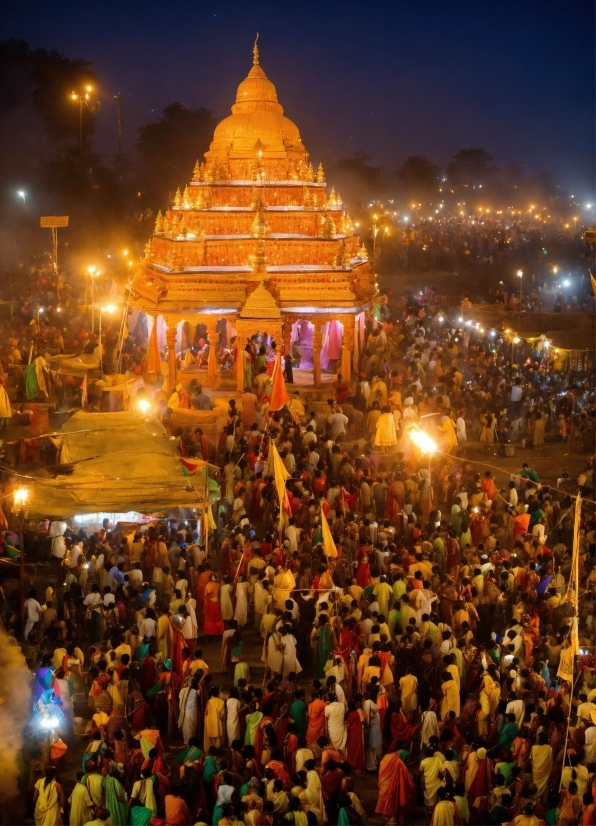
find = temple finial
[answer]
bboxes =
[253,33,260,65]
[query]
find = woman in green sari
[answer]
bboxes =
[244,702,263,746]
[316,616,335,679]
[103,770,128,826]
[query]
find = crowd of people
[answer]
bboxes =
[10,284,596,826]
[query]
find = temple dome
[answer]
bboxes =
[205,40,305,161]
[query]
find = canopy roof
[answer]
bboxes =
[25,411,217,518]
[466,305,595,351]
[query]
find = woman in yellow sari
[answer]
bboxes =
[34,767,65,826]
[399,667,418,719]
[530,731,552,801]
[440,672,460,720]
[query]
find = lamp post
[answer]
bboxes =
[372,214,379,274]
[87,267,100,332]
[99,304,117,375]
[517,269,523,310]
[14,487,29,641]
[70,85,100,149]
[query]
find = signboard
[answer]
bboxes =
[40,216,69,228]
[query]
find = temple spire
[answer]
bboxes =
[253,33,260,65]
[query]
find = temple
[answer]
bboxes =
[130,38,376,391]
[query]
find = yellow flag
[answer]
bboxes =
[270,441,291,515]
[320,508,338,558]
[557,495,581,683]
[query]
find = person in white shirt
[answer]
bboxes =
[129,562,143,590]
[24,589,43,638]
[507,482,518,507]
[285,519,299,552]
[175,576,188,600]
[505,692,525,728]
[327,411,348,440]
[302,426,317,446]
[68,542,83,570]
[306,445,320,473]
[456,413,467,446]
[140,609,157,639]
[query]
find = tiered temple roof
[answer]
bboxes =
[130,39,375,319]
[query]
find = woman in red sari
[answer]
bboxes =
[375,748,415,824]
[388,702,420,751]
[203,573,225,640]
[345,701,366,774]
[306,690,327,747]
[355,544,372,588]
[385,474,403,528]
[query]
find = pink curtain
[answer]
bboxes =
[321,320,343,370]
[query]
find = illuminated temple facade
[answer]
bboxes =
[131,41,376,389]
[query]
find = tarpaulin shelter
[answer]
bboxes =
[25,411,219,518]
[464,305,595,352]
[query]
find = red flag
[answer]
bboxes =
[180,457,206,475]
[269,351,289,411]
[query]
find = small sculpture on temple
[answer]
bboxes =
[334,239,347,268]
[162,214,172,237]
[251,207,270,238]
[307,162,315,182]
[251,187,266,211]
[192,160,201,181]
[173,187,182,207]
[316,162,325,183]
[322,214,336,239]
[253,239,267,273]
[154,210,164,234]
[182,186,191,209]
[358,242,368,259]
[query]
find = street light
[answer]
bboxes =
[407,426,437,455]
[17,190,26,204]
[14,487,28,641]
[517,270,523,309]
[70,85,100,149]
[87,267,100,332]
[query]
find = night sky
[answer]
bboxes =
[3,0,595,194]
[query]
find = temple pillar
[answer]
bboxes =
[282,316,292,357]
[312,320,323,388]
[166,325,177,390]
[341,316,354,380]
[207,318,219,381]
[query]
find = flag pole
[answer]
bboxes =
[558,493,582,787]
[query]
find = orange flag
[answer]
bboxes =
[80,373,88,408]
[144,319,161,382]
[269,351,289,411]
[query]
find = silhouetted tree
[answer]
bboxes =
[447,148,493,185]
[396,155,440,197]
[135,103,216,208]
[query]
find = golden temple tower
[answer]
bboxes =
[131,39,375,390]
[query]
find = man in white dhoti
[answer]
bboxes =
[266,628,284,677]
[324,699,347,753]
[280,626,302,678]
